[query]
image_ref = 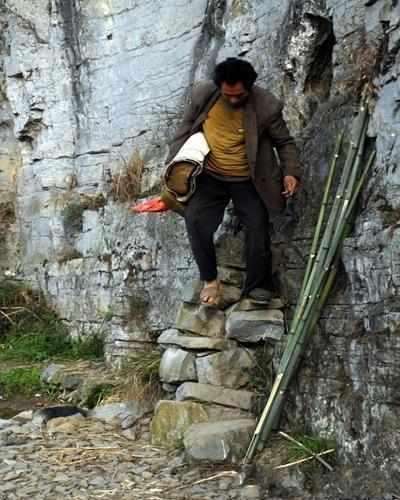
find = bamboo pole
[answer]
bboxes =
[246,147,375,460]
[243,97,375,464]
[273,449,335,470]
[256,258,339,449]
[280,100,369,368]
[299,132,344,299]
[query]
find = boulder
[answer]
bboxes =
[195,348,255,388]
[226,309,284,342]
[157,328,236,351]
[159,347,197,383]
[184,419,256,462]
[89,400,152,428]
[40,363,64,384]
[46,414,87,434]
[176,382,255,410]
[41,364,82,390]
[175,303,225,337]
[151,400,209,448]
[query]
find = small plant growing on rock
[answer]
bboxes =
[285,432,336,468]
[116,349,162,404]
[62,201,85,234]
[111,150,144,202]
[0,201,16,226]
[0,280,105,362]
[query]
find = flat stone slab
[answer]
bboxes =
[151,400,209,449]
[237,297,285,311]
[182,280,241,308]
[226,309,284,342]
[159,347,197,383]
[175,303,225,338]
[184,419,256,463]
[176,382,254,411]
[195,348,255,389]
[157,328,236,351]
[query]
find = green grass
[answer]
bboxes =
[286,433,336,463]
[0,327,104,363]
[84,383,114,408]
[0,280,104,363]
[0,367,43,397]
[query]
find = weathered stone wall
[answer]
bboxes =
[1,0,399,481]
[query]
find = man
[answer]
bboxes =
[166,58,301,307]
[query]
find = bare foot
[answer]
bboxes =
[200,280,221,307]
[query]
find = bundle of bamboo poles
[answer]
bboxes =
[243,90,376,464]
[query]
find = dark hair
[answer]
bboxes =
[213,58,258,90]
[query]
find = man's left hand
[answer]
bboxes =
[282,175,299,198]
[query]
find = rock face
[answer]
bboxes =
[226,308,285,342]
[1,0,400,480]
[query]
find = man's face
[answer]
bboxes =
[221,81,249,109]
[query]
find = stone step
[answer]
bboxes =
[182,279,242,309]
[195,348,255,389]
[157,328,236,351]
[184,419,256,463]
[176,382,255,411]
[175,303,225,337]
[226,308,284,343]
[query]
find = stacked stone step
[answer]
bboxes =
[151,270,285,463]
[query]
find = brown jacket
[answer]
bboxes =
[166,81,301,212]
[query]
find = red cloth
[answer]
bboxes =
[131,197,169,213]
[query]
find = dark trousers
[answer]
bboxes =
[184,172,273,295]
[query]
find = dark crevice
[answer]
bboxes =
[189,0,226,86]
[279,1,335,98]
[380,21,400,75]
[56,0,84,134]
[303,14,336,99]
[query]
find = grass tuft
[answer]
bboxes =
[0,367,43,397]
[0,280,104,362]
[115,349,162,404]
[286,433,336,464]
[111,150,144,202]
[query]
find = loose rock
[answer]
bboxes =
[184,419,256,463]
[158,328,236,351]
[176,303,226,337]
[226,308,284,342]
[159,347,197,383]
[195,348,255,389]
[151,400,209,448]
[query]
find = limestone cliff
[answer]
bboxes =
[1,0,399,484]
